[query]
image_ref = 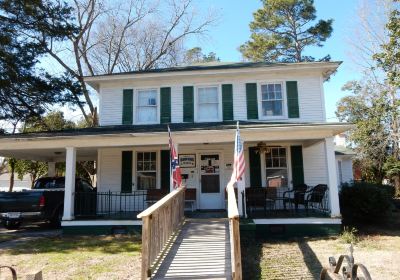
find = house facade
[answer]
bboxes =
[0,62,352,233]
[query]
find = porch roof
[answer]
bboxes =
[0,121,353,161]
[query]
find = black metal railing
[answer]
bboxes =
[74,191,148,220]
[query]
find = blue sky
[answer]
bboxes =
[190,0,363,121]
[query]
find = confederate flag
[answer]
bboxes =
[168,126,182,188]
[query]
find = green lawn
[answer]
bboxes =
[0,235,142,280]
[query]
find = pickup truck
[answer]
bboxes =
[0,177,95,229]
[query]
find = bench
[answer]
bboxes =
[145,189,168,207]
[185,188,196,212]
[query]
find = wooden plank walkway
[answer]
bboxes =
[152,218,232,280]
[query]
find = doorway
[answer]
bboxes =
[199,154,222,209]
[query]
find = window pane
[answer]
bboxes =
[198,104,218,120]
[137,107,157,122]
[275,84,282,92]
[137,172,156,190]
[266,169,288,188]
[262,101,282,116]
[138,90,157,106]
[198,87,218,103]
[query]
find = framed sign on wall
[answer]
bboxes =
[179,154,196,168]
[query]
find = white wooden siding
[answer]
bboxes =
[336,157,353,184]
[96,71,326,126]
[303,142,328,186]
[97,148,122,192]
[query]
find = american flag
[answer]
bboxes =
[168,126,182,188]
[230,122,245,184]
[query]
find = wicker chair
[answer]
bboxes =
[245,187,266,214]
[282,183,308,210]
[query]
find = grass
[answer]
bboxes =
[0,233,17,243]
[0,234,142,280]
[242,211,400,280]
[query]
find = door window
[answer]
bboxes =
[200,154,220,193]
[137,152,157,190]
[265,147,288,188]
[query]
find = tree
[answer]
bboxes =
[373,6,400,195]
[336,80,391,184]
[42,0,216,125]
[184,47,220,64]
[239,0,333,62]
[14,160,48,188]
[0,0,80,124]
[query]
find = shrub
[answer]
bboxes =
[339,182,393,225]
[340,227,359,244]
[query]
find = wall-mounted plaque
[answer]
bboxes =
[179,154,196,168]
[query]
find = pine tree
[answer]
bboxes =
[240,0,333,62]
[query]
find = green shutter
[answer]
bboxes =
[183,86,194,122]
[160,87,171,124]
[286,81,300,118]
[160,150,170,192]
[122,89,133,125]
[121,151,133,193]
[246,83,258,120]
[222,84,234,121]
[290,146,304,186]
[248,146,262,187]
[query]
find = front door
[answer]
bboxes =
[199,154,222,209]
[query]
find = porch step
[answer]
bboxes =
[151,218,232,279]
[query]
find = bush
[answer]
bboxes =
[340,182,393,225]
[340,227,359,244]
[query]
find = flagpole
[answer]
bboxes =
[168,126,173,193]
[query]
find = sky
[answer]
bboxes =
[189,0,364,121]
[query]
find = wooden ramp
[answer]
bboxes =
[151,218,232,280]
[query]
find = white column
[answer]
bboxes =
[47,162,56,177]
[63,147,76,221]
[325,137,340,217]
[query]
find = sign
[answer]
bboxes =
[179,154,196,168]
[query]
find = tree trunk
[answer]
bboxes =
[394,175,400,197]
[8,163,15,192]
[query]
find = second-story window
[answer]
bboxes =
[137,89,157,123]
[261,83,283,117]
[197,86,219,122]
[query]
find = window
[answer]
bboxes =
[265,147,288,188]
[137,89,157,123]
[137,152,157,190]
[197,86,219,121]
[261,83,283,117]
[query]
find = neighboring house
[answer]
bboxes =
[334,134,355,185]
[0,62,352,234]
[0,173,32,192]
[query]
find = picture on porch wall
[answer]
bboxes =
[179,154,196,168]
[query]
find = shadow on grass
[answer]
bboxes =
[5,234,141,255]
[297,238,323,279]
[241,234,263,280]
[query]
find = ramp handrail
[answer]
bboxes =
[137,186,185,279]
[227,184,242,280]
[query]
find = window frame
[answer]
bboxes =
[135,151,158,190]
[257,81,288,120]
[195,85,222,122]
[134,87,160,125]
[260,145,292,189]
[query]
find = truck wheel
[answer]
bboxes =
[50,208,63,228]
[4,220,21,230]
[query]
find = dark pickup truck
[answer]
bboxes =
[0,177,95,229]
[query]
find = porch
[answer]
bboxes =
[0,121,352,227]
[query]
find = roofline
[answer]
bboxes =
[84,61,342,90]
[0,122,353,141]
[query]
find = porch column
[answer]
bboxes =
[325,137,340,217]
[47,162,56,177]
[63,147,76,221]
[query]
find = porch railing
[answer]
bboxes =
[74,191,147,219]
[227,184,242,280]
[137,186,185,280]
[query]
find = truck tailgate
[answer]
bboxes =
[0,191,42,212]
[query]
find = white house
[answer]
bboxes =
[334,134,355,185]
[0,62,352,235]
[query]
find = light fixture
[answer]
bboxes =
[54,151,62,155]
[255,142,270,154]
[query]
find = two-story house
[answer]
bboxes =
[0,61,352,234]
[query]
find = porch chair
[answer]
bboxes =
[303,184,328,212]
[185,188,197,212]
[245,187,266,215]
[145,189,168,207]
[282,183,308,210]
[265,187,278,211]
